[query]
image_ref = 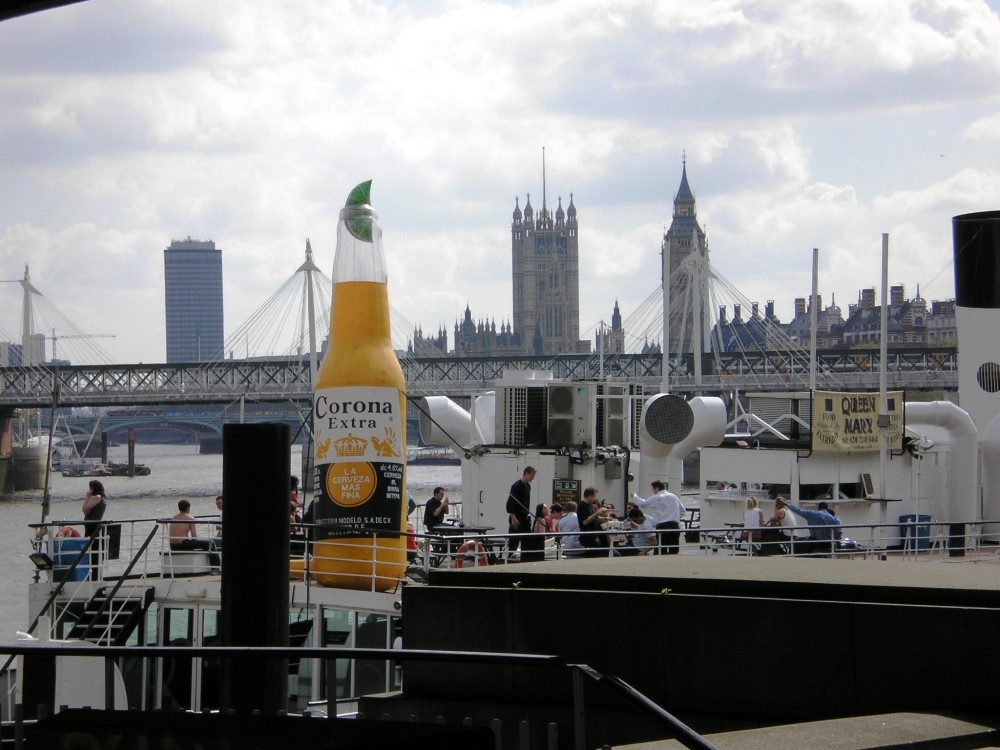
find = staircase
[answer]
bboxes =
[66,586,155,645]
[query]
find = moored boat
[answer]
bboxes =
[406,446,460,465]
[61,461,151,477]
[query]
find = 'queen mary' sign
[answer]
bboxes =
[812,391,904,452]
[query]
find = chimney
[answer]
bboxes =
[794,297,806,316]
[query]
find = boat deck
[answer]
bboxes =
[426,542,1000,607]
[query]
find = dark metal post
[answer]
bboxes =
[104,655,115,709]
[572,667,585,750]
[127,427,137,477]
[220,423,290,715]
[325,655,338,718]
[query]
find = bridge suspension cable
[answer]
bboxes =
[579,252,858,393]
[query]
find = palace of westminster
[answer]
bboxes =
[408,161,957,359]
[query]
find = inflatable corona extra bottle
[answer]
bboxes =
[309,180,407,590]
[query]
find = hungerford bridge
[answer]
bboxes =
[1,249,957,413]
[0,348,958,411]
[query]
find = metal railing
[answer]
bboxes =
[0,642,718,750]
[405,518,1000,568]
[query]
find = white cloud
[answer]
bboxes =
[0,0,999,361]
[964,110,1000,140]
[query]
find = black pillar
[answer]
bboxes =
[220,423,290,715]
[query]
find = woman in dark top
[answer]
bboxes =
[81,479,107,579]
[82,479,107,537]
[520,503,549,562]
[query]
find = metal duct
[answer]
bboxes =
[637,394,726,492]
[418,396,474,451]
[905,401,978,540]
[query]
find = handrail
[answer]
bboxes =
[0,534,98,684]
[574,664,720,750]
[73,524,160,643]
[406,518,1000,565]
[24,535,95,634]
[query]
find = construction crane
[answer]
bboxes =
[48,329,116,361]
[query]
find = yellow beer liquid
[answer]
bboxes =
[306,280,407,591]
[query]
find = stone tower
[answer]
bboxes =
[511,157,588,355]
[662,157,708,354]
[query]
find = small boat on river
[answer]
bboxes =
[406,446,460,465]
[60,461,151,477]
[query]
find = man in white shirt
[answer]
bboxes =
[631,480,686,554]
[555,501,585,556]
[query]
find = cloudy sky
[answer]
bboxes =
[1,0,998,364]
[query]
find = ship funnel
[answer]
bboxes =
[637,394,726,492]
[953,210,1000,434]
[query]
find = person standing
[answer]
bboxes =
[578,487,613,553]
[632,480,685,554]
[506,466,536,559]
[81,479,108,579]
[520,503,550,562]
[214,495,224,537]
[82,479,107,538]
[422,487,450,531]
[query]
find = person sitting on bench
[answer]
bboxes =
[170,499,221,569]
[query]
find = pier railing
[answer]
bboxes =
[0,643,719,750]
[405,519,1000,567]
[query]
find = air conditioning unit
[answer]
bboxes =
[496,385,549,446]
[597,384,626,447]
[547,383,595,447]
[630,384,645,449]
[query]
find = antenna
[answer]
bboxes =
[542,146,547,212]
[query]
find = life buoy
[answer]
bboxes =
[454,540,488,568]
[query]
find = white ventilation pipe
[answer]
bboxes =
[905,401,977,524]
[418,396,473,451]
[417,393,496,452]
[471,391,495,448]
[636,394,726,492]
[979,415,1000,537]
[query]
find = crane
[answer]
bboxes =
[48,329,116,361]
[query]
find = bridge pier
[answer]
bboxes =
[0,407,14,493]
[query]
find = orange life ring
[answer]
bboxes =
[454,540,488,568]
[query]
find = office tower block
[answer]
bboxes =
[164,238,224,362]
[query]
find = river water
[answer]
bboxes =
[0,443,462,638]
